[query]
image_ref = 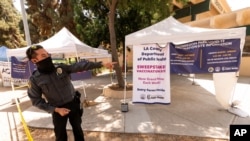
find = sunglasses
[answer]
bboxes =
[30,45,38,49]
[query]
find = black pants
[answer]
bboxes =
[52,99,84,141]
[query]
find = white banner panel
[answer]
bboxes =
[0,61,29,87]
[132,44,170,104]
[0,61,11,86]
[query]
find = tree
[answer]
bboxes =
[107,0,125,86]
[74,0,110,47]
[25,0,78,38]
[80,0,188,87]
[0,0,26,48]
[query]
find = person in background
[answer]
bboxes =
[26,45,115,141]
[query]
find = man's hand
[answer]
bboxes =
[102,62,117,70]
[54,107,70,116]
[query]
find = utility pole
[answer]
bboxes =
[20,0,31,46]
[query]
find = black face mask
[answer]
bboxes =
[36,57,55,74]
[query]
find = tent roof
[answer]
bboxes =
[125,16,246,46]
[7,27,111,59]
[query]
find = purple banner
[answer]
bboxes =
[11,56,35,79]
[170,38,241,73]
[70,71,92,81]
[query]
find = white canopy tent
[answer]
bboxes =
[125,16,248,116]
[7,27,111,59]
[125,16,245,45]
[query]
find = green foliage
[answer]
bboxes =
[0,0,26,48]
[74,0,109,47]
[75,0,188,49]
[26,0,78,39]
[0,0,189,49]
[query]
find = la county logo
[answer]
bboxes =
[208,67,214,72]
[215,67,220,72]
[140,94,146,100]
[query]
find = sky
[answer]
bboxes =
[226,0,250,11]
[13,0,250,12]
[13,0,25,12]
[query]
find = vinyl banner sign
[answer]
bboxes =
[11,56,35,79]
[170,38,241,73]
[133,44,170,104]
[0,61,11,86]
[70,71,92,81]
[0,58,34,86]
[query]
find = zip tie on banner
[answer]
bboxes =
[15,98,33,141]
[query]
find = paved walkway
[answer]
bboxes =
[1,73,250,141]
[0,87,30,141]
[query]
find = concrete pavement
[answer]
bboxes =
[1,72,250,140]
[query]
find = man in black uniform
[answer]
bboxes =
[26,45,114,141]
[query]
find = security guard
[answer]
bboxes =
[26,45,114,141]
